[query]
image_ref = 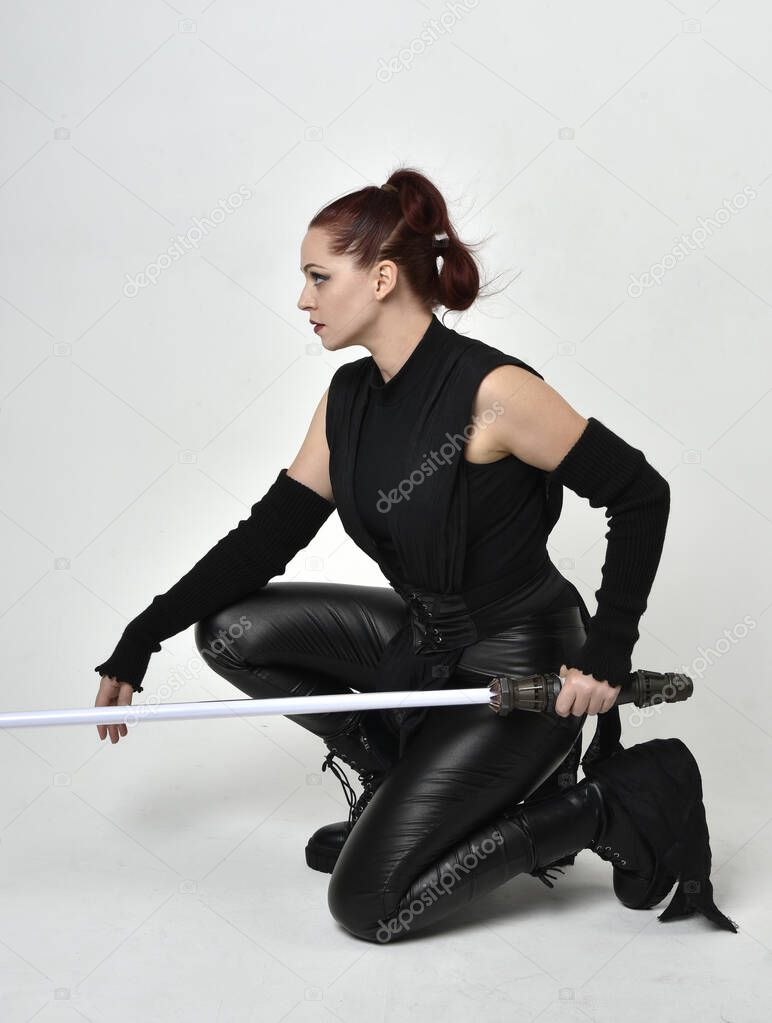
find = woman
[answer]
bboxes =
[94,168,737,942]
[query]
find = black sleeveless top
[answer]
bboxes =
[353,325,579,612]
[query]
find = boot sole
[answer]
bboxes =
[305,841,339,873]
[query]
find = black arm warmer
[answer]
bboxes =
[94,468,335,693]
[549,417,670,687]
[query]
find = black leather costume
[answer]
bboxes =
[194,314,735,940]
[98,311,736,940]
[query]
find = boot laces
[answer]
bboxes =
[510,810,567,889]
[321,751,378,831]
[532,865,566,889]
[350,776,377,827]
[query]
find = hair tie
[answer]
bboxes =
[380,183,398,193]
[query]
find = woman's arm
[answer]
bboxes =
[478,366,671,691]
[94,388,336,693]
[286,385,334,502]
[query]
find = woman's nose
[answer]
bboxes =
[297,287,314,311]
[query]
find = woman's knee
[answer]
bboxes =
[193,583,296,668]
[326,800,405,943]
[194,608,255,663]
[327,862,393,943]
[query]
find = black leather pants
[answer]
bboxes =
[194,581,590,942]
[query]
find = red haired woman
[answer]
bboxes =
[95,168,736,943]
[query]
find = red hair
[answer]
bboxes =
[308,167,490,313]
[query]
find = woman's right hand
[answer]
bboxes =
[95,675,134,743]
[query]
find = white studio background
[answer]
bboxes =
[1,2,770,1022]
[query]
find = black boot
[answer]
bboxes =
[582,737,738,932]
[502,740,738,933]
[305,710,399,874]
[518,731,584,875]
[501,776,604,890]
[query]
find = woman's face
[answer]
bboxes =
[297,226,394,350]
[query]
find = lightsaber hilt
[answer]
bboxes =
[488,668,693,716]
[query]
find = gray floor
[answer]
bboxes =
[1,646,768,1022]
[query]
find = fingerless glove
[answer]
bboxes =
[549,417,670,687]
[94,468,335,692]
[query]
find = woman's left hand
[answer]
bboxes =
[554,663,621,718]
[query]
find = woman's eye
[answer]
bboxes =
[311,272,328,286]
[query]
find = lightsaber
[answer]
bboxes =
[0,669,691,730]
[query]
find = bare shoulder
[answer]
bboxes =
[473,364,588,472]
[286,386,335,505]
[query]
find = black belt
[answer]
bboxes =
[388,560,574,655]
